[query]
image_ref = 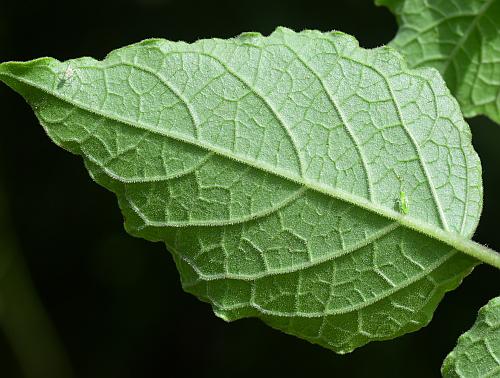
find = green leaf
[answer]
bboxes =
[0,28,498,353]
[442,296,500,377]
[378,0,500,124]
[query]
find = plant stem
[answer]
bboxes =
[0,185,74,378]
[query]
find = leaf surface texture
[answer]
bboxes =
[377,0,500,124]
[0,28,484,352]
[442,296,500,377]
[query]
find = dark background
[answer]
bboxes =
[0,0,499,377]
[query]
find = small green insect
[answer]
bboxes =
[399,191,409,215]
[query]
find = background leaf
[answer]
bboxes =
[442,296,500,377]
[0,28,488,353]
[377,0,500,125]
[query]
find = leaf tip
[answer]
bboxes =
[0,57,60,94]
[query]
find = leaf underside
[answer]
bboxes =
[377,0,500,124]
[442,296,500,377]
[0,28,483,353]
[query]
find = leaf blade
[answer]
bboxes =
[0,28,493,353]
[378,0,500,124]
[442,296,500,377]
